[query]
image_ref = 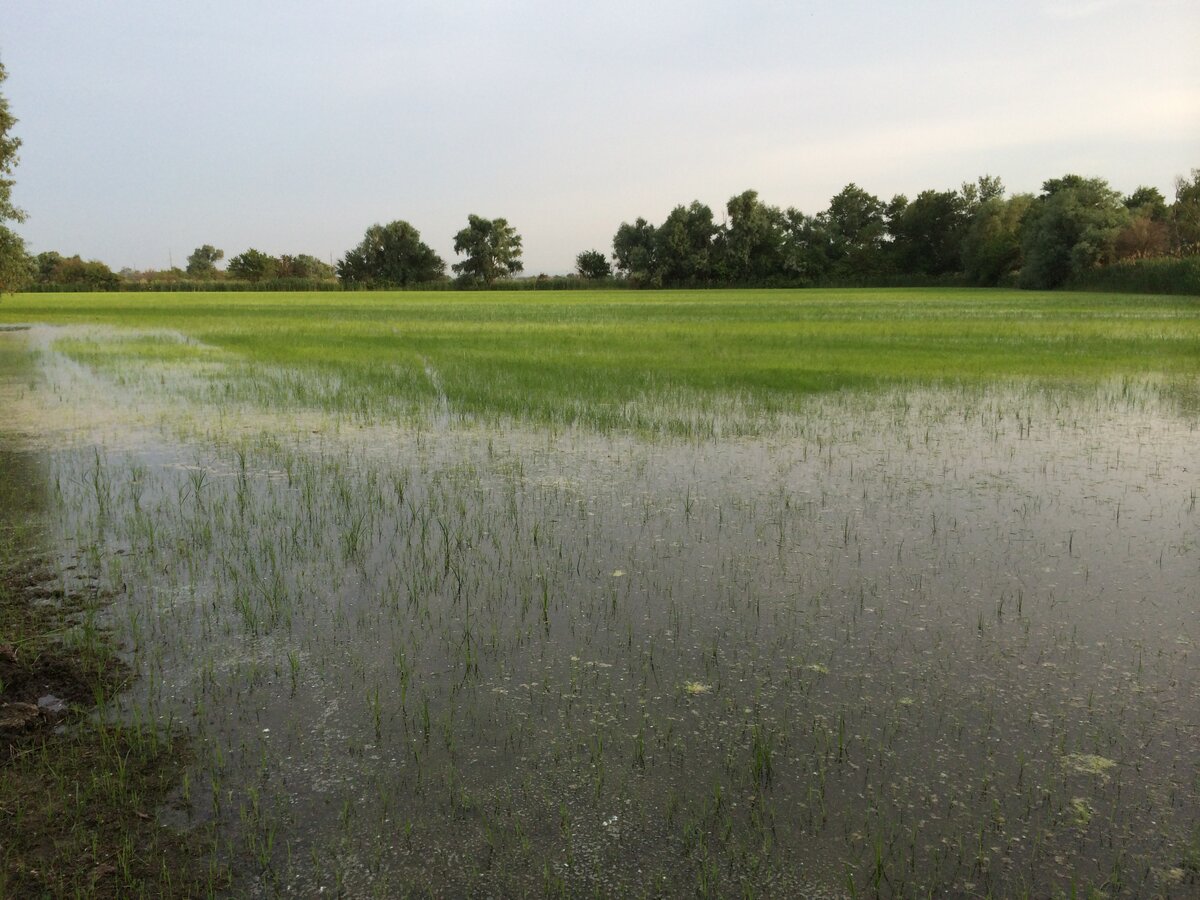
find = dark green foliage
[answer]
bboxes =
[338,221,445,288]
[655,201,718,285]
[961,195,1033,286]
[612,217,658,285]
[452,215,523,285]
[887,189,968,276]
[821,183,888,277]
[0,58,22,227]
[32,253,120,290]
[0,58,27,294]
[1124,186,1168,221]
[1019,175,1129,289]
[1171,169,1200,256]
[226,248,278,282]
[716,190,785,283]
[778,209,831,283]
[575,249,611,280]
[825,184,887,271]
[278,253,334,281]
[185,244,224,277]
[0,225,31,293]
[1065,255,1200,295]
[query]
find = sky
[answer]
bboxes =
[3,0,1198,274]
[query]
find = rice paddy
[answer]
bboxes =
[1,288,1198,897]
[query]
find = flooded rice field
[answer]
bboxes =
[4,326,1199,896]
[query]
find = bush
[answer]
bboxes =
[1064,257,1200,296]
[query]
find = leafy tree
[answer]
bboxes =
[34,251,63,283]
[1019,175,1129,289]
[887,189,968,275]
[186,244,224,277]
[1170,169,1200,256]
[1124,186,1167,222]
[0,59,22,228]
[338,221,445,288]
[452,215,523,285]
[36,254,119,289]
[655,201,717,286]
[779,208,831,282]
[716,189,785,283]
[279,253,335,280]
[1114,215,1169,260]
[575,249,611,279]
[821,183,887,276]
[960,194,1033,285]
[960,175,1005,212]
[0,58,28,294]
[612,217,658,284]
[227,248,278,282]
[0,225,31,293]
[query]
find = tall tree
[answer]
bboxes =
[186,244,224,277]
[1170,169,1200,256]
[279,253,335,280]
[612,217,658,285]
[779,208,831,282]
[717,189,785,283]
[960,175,1005,212]
[1019,175,1129,289]
[0,57,29,293]
[887,188,968,275]
[821,183,887,276]
[0,226,31,293]
[226,248,278,282]
[655,201,717,286]
[452,215,523,285]
[960,194,1033,286]
[36,254,119,289]
[338,221,444,288]
[575,249,611,280]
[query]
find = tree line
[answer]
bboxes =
[606,174,1199,290]
[8,170,1198,296]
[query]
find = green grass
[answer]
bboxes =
[2,287,1198,429]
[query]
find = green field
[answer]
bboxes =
[3,288,1198,430]
[2,288,1199,897]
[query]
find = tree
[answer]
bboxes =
[1170,169,1200,256]
[0,226,31,293]
[34,250,63,283]
[960,175,1005,212]
[35,254,119,289]
[779,208,831,282]
[227,248,278,282]
[960,194,1033,285]
[655,201,717,286]
[338,221,445,288]
[279,253,335,280]
[612,217,658,284]
[0,57,28,294]
[575,249,611,280]
[821,183,887,276]
[1124,186,1168,222]
[186,244,224,277]
[887,188,968,275]
[1019,175,1129,288]
[716,189,785,283]
[452,215,523,285]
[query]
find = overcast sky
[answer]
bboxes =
[4,0,1198,274]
